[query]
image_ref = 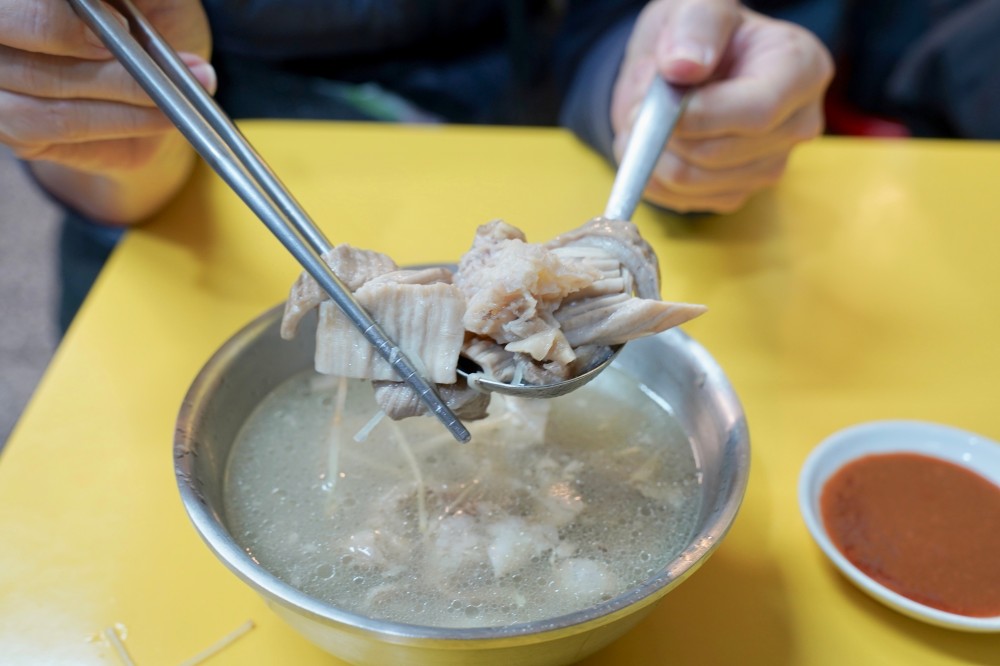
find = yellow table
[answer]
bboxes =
[3,123,1000,665]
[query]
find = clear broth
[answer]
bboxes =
[223,367,702,628]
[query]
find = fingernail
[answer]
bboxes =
[179,54,218,94]
[666,42,713,68]
[83,4,130,51]
[189,62,218,94]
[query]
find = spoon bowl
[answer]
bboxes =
[462,77,689,399]
[458,344,624,399]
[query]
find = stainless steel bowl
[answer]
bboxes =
[175,304,750,666]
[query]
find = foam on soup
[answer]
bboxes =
[223,366,702,628]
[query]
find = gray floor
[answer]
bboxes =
[0,146,61,448]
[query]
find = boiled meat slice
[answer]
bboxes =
[372,378,490,421]
[454,219,704,385]
[281,218,706,424]
[556,292,707,347]
[485,517,559,578]
[461,335,518,383]
[545,217,660,299]
[315,280,465,383]
[364,266,454,286]
[454,220,601,365]
[281,244,398,339]
[549,246,631,298]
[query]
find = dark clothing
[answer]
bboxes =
[58,212,121,334]
[202,0,647,127]
[830,0,1000,139]
[883,0,1000,139]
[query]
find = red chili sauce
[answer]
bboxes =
[820,452,1000,617]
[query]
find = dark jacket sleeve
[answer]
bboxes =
[557,11,639,165]
[555,0,645,160]
[887,0,1000,139]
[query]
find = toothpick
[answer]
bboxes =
[104,626,136,666]
[177,620,255,666]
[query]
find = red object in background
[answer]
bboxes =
[824,92,911,137]
[823,71,911,138]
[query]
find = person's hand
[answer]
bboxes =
[612,0,833,213]
[0,0,213,221]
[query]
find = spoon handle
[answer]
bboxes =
[604,78,690,222]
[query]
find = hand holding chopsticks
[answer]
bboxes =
[66,0,471,442]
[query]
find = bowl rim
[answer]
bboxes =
[797,419,1000,632]
[175,304,751,643]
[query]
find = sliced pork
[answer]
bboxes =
[454,220,600,364]
[453,218,704,385]
[314,280,464,382]
[555,292,708,347]
[281,217,705,423]
[372,378,490,421]
[281,244,398,339]
[545,217,661,299]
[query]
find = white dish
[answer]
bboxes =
[798,420,1000,632]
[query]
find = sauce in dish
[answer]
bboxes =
[223,366,702,628]
[820,452,1000,617]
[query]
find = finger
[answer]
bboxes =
[15,135,168,172]
[642,179,753,214]
[613,0,740,132]
[677,19,833,138]
[0,45,154,106]
[649,151,789,197]
[0,0,127,59]
[671,101,824,169]
[610,56,658,135]
[0,89,174,148]
[655,0,741,85]
[0,46,217,106]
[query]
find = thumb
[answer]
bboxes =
[656,0,741,85]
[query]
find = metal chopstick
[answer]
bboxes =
[67,0,471,442]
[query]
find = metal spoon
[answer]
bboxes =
[459,77,690,399]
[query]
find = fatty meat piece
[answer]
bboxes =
[315,280,465,383]
[281,244,398,339]
[372,379,490,421]
[545,217,661,299]
[454,220,601,365]
[555,292,707,347]
[281,218,706,422]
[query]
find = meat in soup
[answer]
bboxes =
[279,218,705,421]
[223,365,702,628]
